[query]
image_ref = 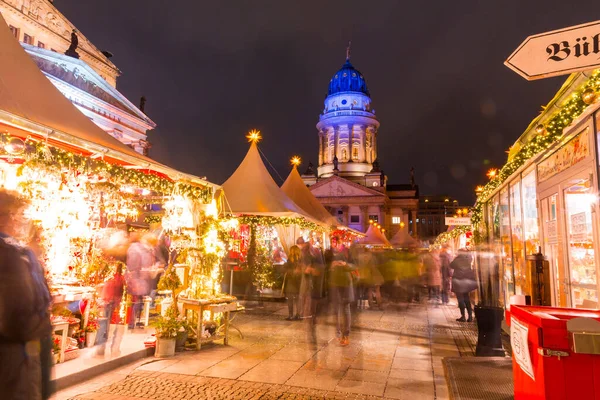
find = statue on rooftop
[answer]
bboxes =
[65,29,80,59]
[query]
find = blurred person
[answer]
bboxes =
[125,232,153,329]
[325,236,355,346]
[439,245,453,305]
[355,246,372,309]
[424,249,442,304]
[451,249,477,322]
[283,245,302,320]
[96,262,125,356]
[367,250,385,310]
[398,247,422,303]
[0,190,52,400]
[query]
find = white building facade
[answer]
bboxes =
[0,0,155,155]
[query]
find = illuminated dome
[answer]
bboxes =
[327,59,370,96]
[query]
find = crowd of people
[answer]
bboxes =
[280,237,480,347]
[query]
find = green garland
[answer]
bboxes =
[471,71,600,226]
[235,215,324,232]
[0,132,212,203]
[434,225,469,246]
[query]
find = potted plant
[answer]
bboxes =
[175,315,190,352]
[152,306,179,357]
[52,337,61,364]
[84,319,99,348]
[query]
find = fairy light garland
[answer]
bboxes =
[471,70,600,227]
[0,132,213,203]
[234,215,325,232]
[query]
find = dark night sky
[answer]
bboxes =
[55,1,598,204]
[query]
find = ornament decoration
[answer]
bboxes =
[4,137,25,155]
[535,124,546,135]
[486,168,498,179]
[290,156,301,167]
[471,70,600,227]
[246,129,262,143]
[581,87,597,105]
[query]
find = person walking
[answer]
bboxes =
[424,250,442,304]
[367,250,385,310]
[439,245,453,304]
[96,262,125,356]
[325,236,355,346]
[125,232,153,329]
[283,245,302,321]
[0,190,52,400]
[451,249,477,322]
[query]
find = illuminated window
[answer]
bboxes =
[392,216,401,224]
[350,215,359,223]
[342,148,348,161]
[9,25,18,39]
[352,147,358,160]
[23,33,33,45]
[369,215,378,223]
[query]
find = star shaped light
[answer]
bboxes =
[246,129,262,143]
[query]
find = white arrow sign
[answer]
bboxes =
[506,20,600,80]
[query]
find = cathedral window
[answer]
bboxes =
[38,41,45,49]
[23,33,33,45]
[352,147,358,160]
[341,148,348,161]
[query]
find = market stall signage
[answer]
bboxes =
[511,316,535,381]
[444,217,471,226]
[537,129,590,183]
[570,212,588,241]
[506,20,600,80]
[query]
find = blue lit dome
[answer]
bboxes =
[327,59,370,96]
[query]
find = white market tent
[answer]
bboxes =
[390,228,419,248]
[359,223,392,247]
[281,165,338,227]
[0,14,214,189]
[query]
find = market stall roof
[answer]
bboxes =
[358,224,392,247]
[221,142,318,220]
[0,15,216,190]
[390,228,419,248]
[281,166,337,227]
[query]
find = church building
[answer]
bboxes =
[302,49,419,238]
[0,0,155,155]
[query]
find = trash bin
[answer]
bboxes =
[506,305,600,400]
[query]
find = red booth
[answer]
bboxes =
[506,305,600,399]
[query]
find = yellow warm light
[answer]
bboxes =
[400,222,405,228]
[462,208,469,214]
[475,185,484,192]
[246,129,262,143]
[369,219,374,224]
[487,168,498,179]
[290,156,301,166]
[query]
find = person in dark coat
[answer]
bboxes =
[451,249,477,322]
[0,190,52,400]
[325,236,355,346]
[283,245,302,320]
[439,245,452,304]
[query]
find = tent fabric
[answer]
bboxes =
[359,224,392,247]
[0,15,152,162]
[221,142,315,219]
[281,166,337,227]
[390,228,419,248]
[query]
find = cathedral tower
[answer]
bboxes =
[316,48,380,184]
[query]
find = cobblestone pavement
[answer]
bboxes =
[57,300,478,400]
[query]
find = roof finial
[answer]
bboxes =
[346,41,351,61]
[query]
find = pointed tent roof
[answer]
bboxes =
[281,166,337,226]
[359,224,392,247]
[222,142,315,219]
[390,228,419,248]
[0,14,151,162]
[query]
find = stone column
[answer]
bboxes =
[372,127,378,161]
[360,205,369,232]
[359,125,366,162]
[318,131,324,166]
[379,204,387,233]
[333,126,339,161]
